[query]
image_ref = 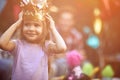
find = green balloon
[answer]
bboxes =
[101,65,114,77]
[82,63,94,76]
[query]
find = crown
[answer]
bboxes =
[20,0,48,21]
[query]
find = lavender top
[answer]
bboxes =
[10,40,48,80]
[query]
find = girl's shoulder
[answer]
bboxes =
[11,39,37,49]
[12,39,22,43]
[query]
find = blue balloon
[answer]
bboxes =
[86,35,100,49]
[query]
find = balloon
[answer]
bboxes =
[86,35,100,49]
[82,63,94,77]
[66,50,83,68]
[101,65,114,77]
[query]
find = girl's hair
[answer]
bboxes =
[39,19,50,46]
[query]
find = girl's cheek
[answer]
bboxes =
[37,27,43,33]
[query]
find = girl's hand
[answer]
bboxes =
[46,14,56,30]
[18,11,23,21]
[15,11,23,28]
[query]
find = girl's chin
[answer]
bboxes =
[26,40,38,43]
[22,35,41,43]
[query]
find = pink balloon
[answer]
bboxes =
[66,50,83,68]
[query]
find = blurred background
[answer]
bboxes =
[0,0,120,80]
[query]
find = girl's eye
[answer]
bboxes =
[24,23,30,26]
[34,24,41,27]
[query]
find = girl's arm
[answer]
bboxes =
[46,14,67,53]
[0,16,22,51]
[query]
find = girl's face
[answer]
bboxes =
[22,20,43,43]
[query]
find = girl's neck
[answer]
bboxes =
[22,39,39,45]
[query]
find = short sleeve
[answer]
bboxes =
[44,40,55,56]
[45,40,50,49]
[45,40,55,49]
[9,39,19,56]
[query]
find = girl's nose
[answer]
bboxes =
[29,25,35,31]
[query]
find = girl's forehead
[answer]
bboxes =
[23,20,43,25]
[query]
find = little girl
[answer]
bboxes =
[0,2,66,80]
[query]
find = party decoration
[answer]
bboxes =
[66,50,83,68]
[94,18,102,34]
[86,35,100,49]
[102,65,114,78]
[20,0,48,21]
[82,63,94,77]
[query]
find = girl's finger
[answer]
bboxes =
[19,11,23,20]
[46,14,53,19]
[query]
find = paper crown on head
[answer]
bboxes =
[20,0,48,21]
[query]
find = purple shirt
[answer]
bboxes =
[10,40,48,80]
